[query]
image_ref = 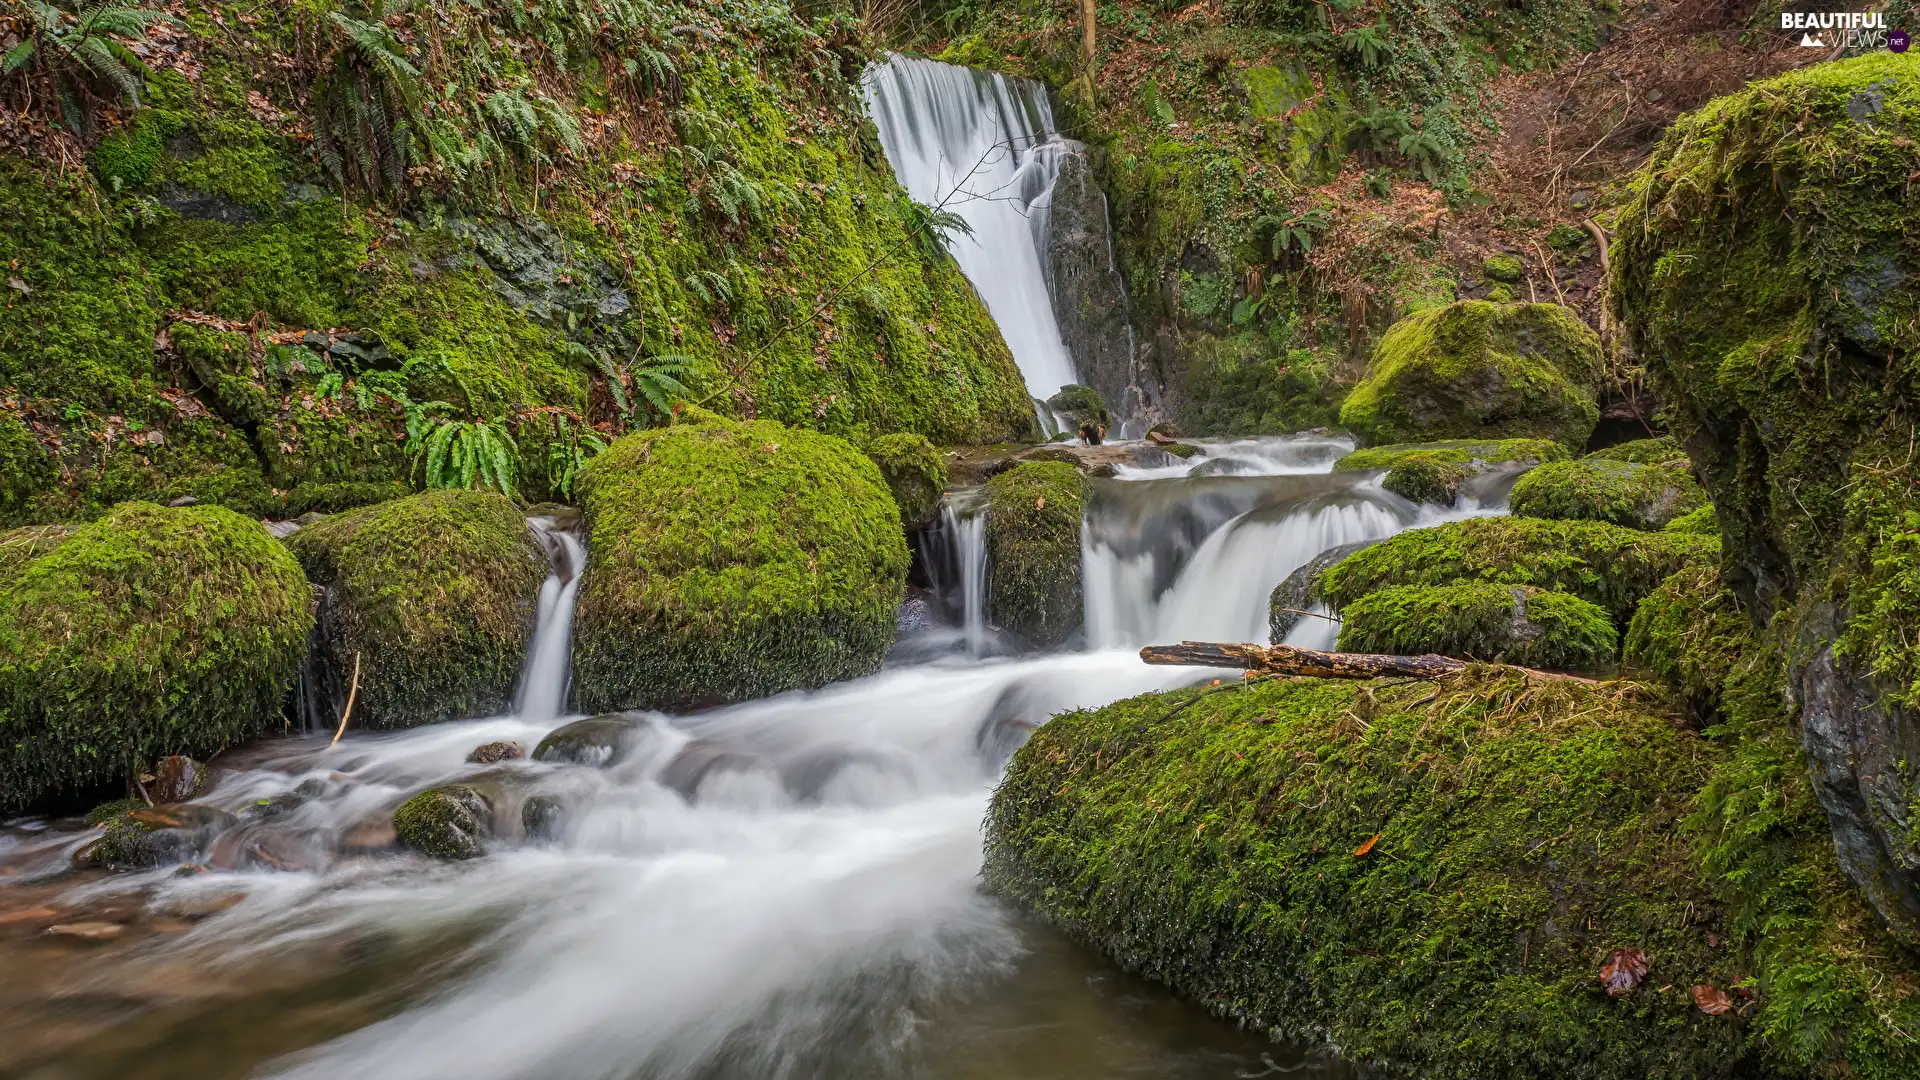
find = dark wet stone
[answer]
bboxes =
[1268,540,1383,642]
[150,755,211,804]
[521,795,566,842]
[660,742,775,800]
[392,786,493,860]
[532,713,656,767]
[466,740,527,764]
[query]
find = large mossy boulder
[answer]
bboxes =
[1334,438,1567,505]
[1337,582,1617,670]
[987,673,1748,1079]
[863,432,948,530]
[984,461,1088,647]
[1510,458,1708,531]
[287,489,546,729]
[0,502,311,807]
[1613,53,1920,937]
[1339,301,1603,449]
[1321,516,1716,628]
[1586,436,1686,466]
[571,414,908,712]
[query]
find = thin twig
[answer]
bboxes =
[331,651,362,746]
[1276,607,1341,623]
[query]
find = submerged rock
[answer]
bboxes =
[984,461,1088,648]
[1509,458,1707,531]
[287,489,547,730]
[392,785,492,860]
[531,713,657,767]
[571,413,908,712]
[0,502,311,808]
[79,803,239,871]
[1333,438,1567,505]
[521,794,566,842]
[1337,582,1618,670]
[1339,301,1603,450]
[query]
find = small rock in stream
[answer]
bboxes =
[393,785,493,860]
[466,740,527,764]
[532,713,656,767]
[149,755,212,803]
[521,795,566,842]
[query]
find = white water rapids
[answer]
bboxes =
[0,437,1522,1079]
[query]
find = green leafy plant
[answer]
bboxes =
[311,7,425,194]
[3,0,177,133]
[1340,18,1394,69]
[1253,206,1328,260]
[631,355,693,420]
[546,420,608,501]
[895,194,974,263]
[409,415,519,495]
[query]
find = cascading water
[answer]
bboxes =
[514,515,587,724]
[919,493,991,656]
[864,56,1080,406]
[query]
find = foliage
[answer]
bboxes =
[1322,516,1717,628]
[1587,437,1685,466]
[571,413,908,712]
[895,194,975,263]
[409,414,520,495]
[3,0,176,133]
[1510,458,1708,532]
[0,502,311,808]
[286,488,546,729]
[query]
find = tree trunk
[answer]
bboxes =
[1138,641,1598,683]
[1082,0,1097,68]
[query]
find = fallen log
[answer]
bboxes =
[1138,641,1599,684]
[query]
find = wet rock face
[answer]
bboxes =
[1046,150,1156,424]
[532,713,657,767]
[149,755,212,804]
[1792,604,1920,938]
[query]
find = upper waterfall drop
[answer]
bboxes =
[864,55,1080,404]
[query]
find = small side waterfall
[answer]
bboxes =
[864,55,1080,404]
[921,494,992,656]
[514,515,586,723]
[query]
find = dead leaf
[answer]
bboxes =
[47,921,124,940]
[1353,832,1381,857]
[6,277,28,295]
[1692,984,1733,1015]
[1599,947,1649,996]
[1036,496,1046,510]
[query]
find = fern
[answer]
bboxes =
[6,0,177,116]
[410,415,519,494]
[631,356,693,419]
[547,424,608,501]
[895,194,974,262]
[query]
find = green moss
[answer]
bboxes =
[285,480,412,517]
[287,489,545,729]
[91,110,184,194]
[863,432,947,528]
[1510,458,1708,531]
[0,525,69,589]
[392,785,492,860]
[1180,340,1345,437]
[1587,437,1685,465]
[1624,565,1753,725]
[1335,438,1568,505]
[986,672,1749,1080]
[1046,384,1111,431]
[1339,301,1603,449]
[1322,516,1717,628]
[0,502,311,807]
[1338,582,1617,669]
[1663,504,1719,536]
[1482,253,1525,284]
[0,413,57,524]
[984,461,1088,647]
[571,415,908,712]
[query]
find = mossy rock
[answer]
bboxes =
[0,502,311,808]
[393,785,492,860]
[1624,565,1754,725]
[1510,458,1708,531]
[286,489,546,729]
[1321,516,1716,628]
[1335,438,1567,505]
[285,480,413,517]
[1338,301,1603,449]
[1663,504,1718,537]
[864,432,948,529]
[1586,437,1685,466]
[984,461,1088,647]
[1046,384,1111,431]
[1269,539,1379,642]
[0,524,70,588]
[985,672,1752,1080]
[1613,52,1920,938]
[1337,582,1617,670]
[571,415,908,713]
[0,412,56,525]
[1482,252,1525,283]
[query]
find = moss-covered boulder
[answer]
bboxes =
[0,502,311,807]
[1339,301,1603,449]
[1663,504,1718,536]
[864,432,948,529]
[1612,53,1920,936]
[1335,438,1567,504]
[1510,458,1708,531]
[1338,582,1617,670]
[1587,437,1686,466]
[1046,384,1111,434]
[1322,517,1716,628]
[0,524,70,588]
[984,461,1088,647]
[393,785,492,860]
[1625,566,1754,726]
[287,489,545,729]
[986,673,1751,1079]
[572,416,908,712]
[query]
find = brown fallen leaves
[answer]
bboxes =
[1692,984,1734,1015]
[1600,947,1650,996]
[1352,833,1382,858]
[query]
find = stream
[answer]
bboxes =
[0,55,1515,1080]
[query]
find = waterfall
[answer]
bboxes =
[514,515,586,723]
[920,493,992,656]
[864,55,1080,404]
